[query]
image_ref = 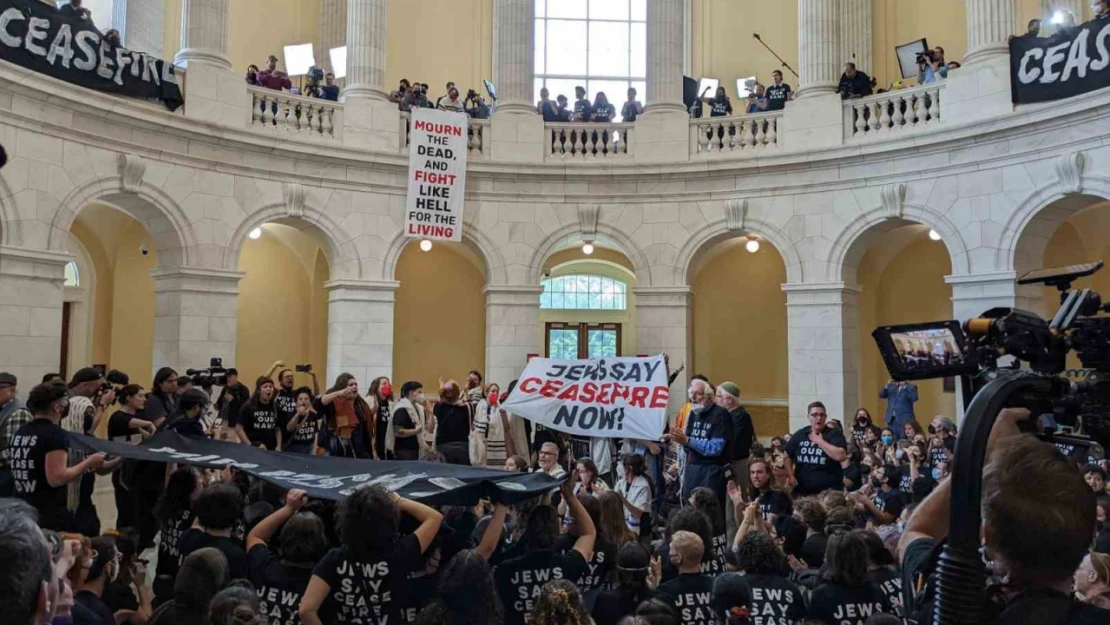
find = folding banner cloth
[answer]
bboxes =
[1010,17,1110,104]
[404,107,468,242]
[502,355,670,440]
[0,0,183,110]
[69,431,560,505]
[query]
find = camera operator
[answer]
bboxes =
[466,92,493,119]
[257,55,292,92]
[317,72,339,101]
[838,62,873,100]
[245,64,261,86]
[899,408,1110,624]
[402,83,430,112]
[437,86,466,113]
[916,47,948,85]
[389,79,410,105]
[745,84,767,114]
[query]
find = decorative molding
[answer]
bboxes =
[1055,152,1086,194]
[724,198,747,232]
[577,204,600,239]
[282,182,306,218]
[879,183,906,218]
[117,153,147,193]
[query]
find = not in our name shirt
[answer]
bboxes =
[282,410,322,453]
[709,98,732,117]
[874,488,905,519]
[764,84,792,110]
[237,400,279,450]
[808,581,893,625]
[312,535,424,625]
[9,418,70,529]
[785,426,848,495]
[249,544,314,625]
[275,388,297,428]
[658,573,720,625]
[495,548,588,625]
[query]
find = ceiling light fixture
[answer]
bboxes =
[420,239,433,252]
[248,227,262,240]
[929,229,942,241]
[582,242,595,255]
[745,237,760,253]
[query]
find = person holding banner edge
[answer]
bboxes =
[665,378,734,510]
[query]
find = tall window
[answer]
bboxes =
[540,274,627,311]
[64,261,80,287]
[534,0,647,107]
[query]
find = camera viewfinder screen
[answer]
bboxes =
[889,327,964,373]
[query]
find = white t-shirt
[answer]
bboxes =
[590,437,613,475]
[615,475,651,530]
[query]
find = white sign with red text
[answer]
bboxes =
[501,356,670,440]
[404,108,468,242]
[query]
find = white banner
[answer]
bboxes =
[501,356,670,440]
[404,108,468,242]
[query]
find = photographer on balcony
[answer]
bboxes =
[389,79,411,105]
[258,55,292,92]
[402,84,431,112]
[466,91,493,119]
[916,47,948,85]
[838,62,873,99]
[317,72,339,101]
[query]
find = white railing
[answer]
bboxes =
[546,122,633,159]
[399,111,490,158]
[844,82,944,139]
[690,111,783,154]
[250,87,343,139]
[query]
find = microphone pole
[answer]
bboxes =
[752,34,799,79]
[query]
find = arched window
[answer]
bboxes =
[64,261,80,287]
[534,0,647,106]
[540,274,627,310]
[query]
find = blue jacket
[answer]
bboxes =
[879,382,918,429]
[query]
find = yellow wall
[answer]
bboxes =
[691,0,799,96]
[691,242,788,400]
[107,222,158,383]
[393,243,486,387]
[70,221,115,366]
[385,0,494,98]
[858,235,955,425]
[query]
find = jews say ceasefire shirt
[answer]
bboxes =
[495,548,588,625]
[312,534,424,625]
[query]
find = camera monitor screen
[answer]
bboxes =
[895,38,928,80]
[872,320,977,381]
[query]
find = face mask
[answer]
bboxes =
[931,468,944,480]
[108,558,119,582]
[489,391,499,406]
[881,435,894,446]
[895,448,906,460]
[870,477,883,489]
[380,383,392,397]
[416,393,426,403]
[856,417,868,425]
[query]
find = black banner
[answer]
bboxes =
[0,0,183,110]
[70,431,560,505]
[1010,17,1110,104]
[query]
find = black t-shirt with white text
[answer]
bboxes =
[107,410,142,443]
[657,541,722,582]
[756,488,794,521]
[866,567,904,617]
[236,400,279,450]
[554,533,615,592]
[658,573,720,625]
[179,529,248,580]
[785,426,848,495]
[495,548,588,625]
[928,436,955,467]
[249,544,314,625]
[709,98,733,117]
[574,98,593,120]
[808,581,892,625]
[874,488,905,520]
[156,508,194,581]
[312,535,424,625]
[275,388,297,428]
[9,418,70,529]
[281,410,321,453]
[714,572,806,625]
[765,84,792,110]
[591,103,615,122]
[685,404,734,465]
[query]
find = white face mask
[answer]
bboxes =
[416,393,426,403]
[107,559,119,583]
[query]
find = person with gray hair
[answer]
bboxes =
[666,378,733,505]
[0,499,57,625]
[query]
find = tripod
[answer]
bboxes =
[753,34,799,79]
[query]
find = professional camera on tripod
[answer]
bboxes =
[187,357,230,387]
[304,65,325,99]
[871,261,1110,625]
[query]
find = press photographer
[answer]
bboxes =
[917,46,948,84]
[466,89,492,119]
[838,62,873,99]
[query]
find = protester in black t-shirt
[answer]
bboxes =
[414,546,507,625]
[145,367,178,426]
[9,382,110,530]
[434,380,473,466]
[809,532,893,625]
[899,409,1110,625]
[784,401,848,496]
[300,485,444,625]
[106,384,155,529]
[657,507,719,581]
[591,92,616,122]
[668,379,733,504]
[234,377,280,450]
[702,86,732,117]
[621,87,644,122]
[735,459,793,523]
[690,487,729,574]
[162,389,210,438]
[281,387,321,455]
[764,70,793,111]
[215,368,250,433]
[592,542,659,625]
[656,530,719,625]
[851,408,874,450]
[715,531,806,625]
[367,376,394,459]
[573,86,593,121]
[246,489,327,625]
[554,493,614,593]
[148,547,229,625]
[926,416,956,467]
[852,464,904,526]
[152,466,200,600]
[391,381,425,460]
[273,368,299,430]
[73,535,120,624]
[494,479,595,625]
[859,530,904,617]
[178,482,248,580]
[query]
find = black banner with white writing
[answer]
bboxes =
[0,0,183,110]
[70,431,560,504]
[1010,17,1110,104]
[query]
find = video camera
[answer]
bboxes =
[873,261,1110,453]
[304,65,325,98]
[916,49,938,65]
[187,357,230,387]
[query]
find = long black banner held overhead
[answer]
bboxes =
[70,432,561,505]
[0,0,183,110]
[1010,16,1110,104]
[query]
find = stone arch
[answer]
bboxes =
[0,169,16,246]
[48,177,196,268]
[380,222,507,284]
[827,204,970,284]
[995,174,1110,276]
[223,203,363,280]
[673,216,805,285]
[527,222,652,287]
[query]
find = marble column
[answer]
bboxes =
[965,0,1017,65]
[341,0,398,151]
[175,0,231,70]
[485,286,543,389]
[0,246,68,384]
[634,286,691,418]
[112,0,164,57]
[797,0,841,98]
[320,0,348,76]
[151,268,242,381]
[839,0,871,77]
[325,280,397,386]
[645,0,686,114]
[492,0,535,115]
[783,282,860,432]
